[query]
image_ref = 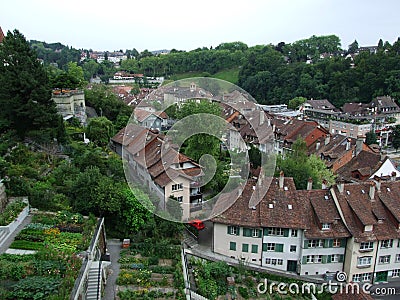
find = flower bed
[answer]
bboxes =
[0,199,27,226]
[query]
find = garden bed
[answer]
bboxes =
[116,239,185,300]
[0,210,97,300]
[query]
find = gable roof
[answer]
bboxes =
[305,99,336,110]
[336,150,383,181]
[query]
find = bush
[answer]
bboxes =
[11,276,61,300]
[0,200,27,226]
[238,286,249,299]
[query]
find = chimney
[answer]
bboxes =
[279,171,284,189]
[346,138,351,151]
[259,110,265,125]
[369,181,375,200]
[375,177,381,192]
[355,136,363,157]
[307,178,313,190]
[325,134,330,145]
[267,118,271,127]
[391,171,397,181]
[272,124,276,132]
[316,140,321,151]
[337,180,344,193]
[322,179,328,190]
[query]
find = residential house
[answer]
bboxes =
[51,89,86,124]
[336,151,400,182]
[328,120,372,138]
[211,173,350,276]
[274,118,328,156]
[301,99,339,129]
[331,180,400,283]
[134,108,169,131]
[309,134,372,173]
[111,124,204,220]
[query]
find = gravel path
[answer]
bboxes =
[103,239,122,300]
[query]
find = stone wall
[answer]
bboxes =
[0,182,7,213]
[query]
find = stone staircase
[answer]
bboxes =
[183,230,198,249]
[0,229,9,248]
[86,261,103,300]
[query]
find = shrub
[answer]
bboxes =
[0,200,27,226]
[238,286,249,299]
[11,276,61,300]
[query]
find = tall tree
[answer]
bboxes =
[392,125,400,151]
[0,29,60,137]
[365,130,377,145]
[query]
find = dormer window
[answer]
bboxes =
[322,223,331,230]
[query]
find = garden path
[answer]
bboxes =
[103,239,121,300]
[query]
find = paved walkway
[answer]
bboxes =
[0,214,32,254]
[103,239,121,300]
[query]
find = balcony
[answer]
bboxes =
[190,202,203,213]
[190,192,203,202]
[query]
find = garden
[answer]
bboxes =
[188,257,333,300]
[0,210,97,300]
[116,237,185,300]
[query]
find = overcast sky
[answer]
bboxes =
[2,0,400,52]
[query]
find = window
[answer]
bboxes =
[357,256,372,267]
[251,245,258,253]
[381,239,393,248]
[277,259,283,265]
[268,227,284,236]
[171,183,183,191]
[176,196,183,202]
[392,269,400,277]
[322,223,331,230]
[378,255,391,264]
[352,274,361,282]
[242,243,249,252]
[252,229,260,238]
[308,239,324,248]
[228,226,239,236]
[271,259,277,265]
[290,245,297,253]
[265,258,271,264]
[360,242,374,251]
[306,255,322,264]
[332,239,341,247]
[331,254,340,263]
[230,242,236,251]
[396,254,400,263]
[362,273,372,282]
[266,243,275,251]
[291,229,298,237]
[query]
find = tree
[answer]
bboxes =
[365,130,377,145]
[86,116,114,147]
[0,29,60,137]
[348,40,359,54]
[276,137,335,189]
[392,125,400,151]
[67,62,85,87]
[288,96,307,110]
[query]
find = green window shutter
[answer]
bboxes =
[340,239,346,248]
[227,226,231,234]
[236,227,240,236]
[275,244,284,252]
[262,243,267,251]
[230,242,236,251]
[251,244,258,253]
[322,255,327,264]
[243,228,251,237]
[304,240,309,249]
[339,255,344,263]
[258,229,262,238]
[302,256,307,264]
[283,229,289,237]
[328,239,334,248]
[264,228,269,236]
[242,243,249,252]
[327,255,332,263]
[324,239,329,248]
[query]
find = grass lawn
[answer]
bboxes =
[168,67,240,85]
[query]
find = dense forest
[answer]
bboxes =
[29,35,400,108]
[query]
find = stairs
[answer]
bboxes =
[0,229,10,248]
[183,230,198,249]
[86,261,103,300]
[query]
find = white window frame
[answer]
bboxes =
[352,274,361,282]
[290,245,297,253]
[268,227,284,236]
[331,254,340,263]
[172,183,183,192]
[362,273,372,282]
[396,254,400,263]
[378,255,391,264]
[252,228,259,238]
[266,243,276,251]
[322,223,331,230]
[332,239,341,247]
[360,242,374,251]
[176,196,183,202]
[392,269,400,277]
[357,256,372,267]
[381,239,393,248]
[291,229,298,237]
[229,226,239,235]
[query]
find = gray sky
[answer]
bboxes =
[2,0,400,52]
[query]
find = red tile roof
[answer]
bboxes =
[0,26,4,43]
